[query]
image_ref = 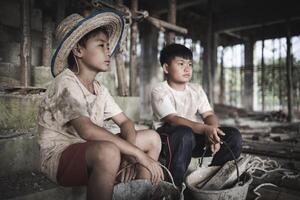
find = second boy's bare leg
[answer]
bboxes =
[85,141,121,200]
[135,130,162,179]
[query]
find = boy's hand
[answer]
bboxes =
[135,152,164,185]
[210,143,221,155]
[118,156,136,183]
[203,125,225,144]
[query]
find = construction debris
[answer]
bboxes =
[200,155,251,190]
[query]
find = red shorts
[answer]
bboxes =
[56,142,90,186]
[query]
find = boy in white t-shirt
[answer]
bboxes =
[151,43,242,186]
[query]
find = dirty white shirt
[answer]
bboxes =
[38,69,122,183]
[151,81,213,130]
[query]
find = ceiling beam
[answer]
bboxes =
[154,0,206,16]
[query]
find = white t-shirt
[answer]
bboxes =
[151,81,213,129]
[38,69,122,182]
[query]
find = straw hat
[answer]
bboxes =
[51,9,125,77]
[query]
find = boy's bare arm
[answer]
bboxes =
[112,112,136,145]
[70,116,164,183]
[163,114,224,144]
[202,111,219,127]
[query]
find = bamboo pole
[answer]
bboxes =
[115,0,129,96]
[146,16,187,34]
[129,0,138,96]
[20,0,31,87]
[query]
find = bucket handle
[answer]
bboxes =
[116,162,177,189]
[199,139,240,185]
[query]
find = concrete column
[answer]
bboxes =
[286,19,293,122]
[202,0,214,103]
[243,39,254,111]
[20,0,32,87]
[42,15,53,67]
[167,0,176,44]
[139,22,159,121]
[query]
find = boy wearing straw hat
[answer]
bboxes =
[38,9,164,200]
[151,43,242,186]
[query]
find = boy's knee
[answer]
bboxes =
[86,141,121,167]
[149,130,162,151]
[173,126,195,148]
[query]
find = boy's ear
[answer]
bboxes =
[72,44,83,58]
[162,63,169,74]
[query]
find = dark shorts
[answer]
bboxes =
[56,142,90,186]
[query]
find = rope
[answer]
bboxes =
[247,156,299,199]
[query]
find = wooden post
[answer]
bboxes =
[115,0,129,96]
[129,0,138,96]
[167,0,176,44]
[243,39,254,111]
[261,34,265,111]
[115,51,129,96]
[286,19,293,122]
[42,15,53,67]
[20,0,31,87]
[219,47,225,104]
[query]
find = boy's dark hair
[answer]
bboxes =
[67,27,109,68]
[159,43,193,66]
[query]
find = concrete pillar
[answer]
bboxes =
[167,0,176,44]
[202,0,214,103]
[243,39,254,111]
[20,0,32,87]
[219,48,225,104]
[42,15,53,67]
[139,22,159,121]
[286,19,293,122]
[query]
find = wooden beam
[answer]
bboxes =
[146,16,187,34]
[20,0,31,87]
[242,139,300,160]
[154,0,206,16]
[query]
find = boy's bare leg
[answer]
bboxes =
[85,141,121,200]
[135,130,162,180]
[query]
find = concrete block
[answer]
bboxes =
[0,133,39,176]
[0,94,42,130]
[33,66,53,87]
[5,187,86,200]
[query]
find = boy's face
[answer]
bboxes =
[163,56,193,84]
[78,31,111,72]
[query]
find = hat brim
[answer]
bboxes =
[51,9,125,77]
